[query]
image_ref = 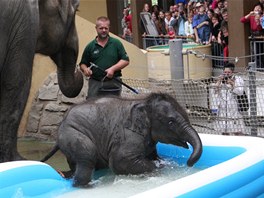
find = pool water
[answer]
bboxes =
[11,134,264,197]
[57,159,202,198]
[17,139,203,198]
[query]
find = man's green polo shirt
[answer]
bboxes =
[80,36,129,80]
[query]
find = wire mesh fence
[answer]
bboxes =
[250,37,264,71]
[122,71,264,138]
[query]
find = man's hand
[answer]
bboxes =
[227,78,235,88]
[105,67,115,78]
[80,64,93,77]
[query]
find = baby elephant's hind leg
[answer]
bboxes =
[59,131,98,187]
[73,137,98,187]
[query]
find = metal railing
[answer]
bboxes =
[124,34,264,73]
[211,41,225,68]
[249,35,264,72]
[142,37,225,69]
[142,35,191,49]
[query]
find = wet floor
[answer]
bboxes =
[17,138,69,171]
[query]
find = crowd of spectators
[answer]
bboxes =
[120,0,264,61]
[122,1,230,43]
[121,0,230,58]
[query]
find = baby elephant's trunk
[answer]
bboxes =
[184,126,203,167]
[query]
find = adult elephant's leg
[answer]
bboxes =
[0,2,37,162]
[0,53,35,162]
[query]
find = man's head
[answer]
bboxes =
[221,8,228,22]
[169,5,175,13]
[223,62,235,76]
[196,2,205,13]
[165,11,172,21]
[221,20,228,37]
[95,16,110,40]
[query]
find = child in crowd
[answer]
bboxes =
[121,8,132,39]
[261,13,264,29]
[168,25,176,39]
[185,15,194,38]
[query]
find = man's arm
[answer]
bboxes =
[105,59,129,78]
[193,28,199,43]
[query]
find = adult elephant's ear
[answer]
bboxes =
[124,103,150,137]
[57,0,79,22]
[71,0,80,10]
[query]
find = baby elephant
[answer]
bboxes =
[41,93,202,187]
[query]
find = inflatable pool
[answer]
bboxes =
[1,134,264,197]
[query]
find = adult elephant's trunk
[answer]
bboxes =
[52,48,83,98]
[183,125,203,167]
[51,23,83,98]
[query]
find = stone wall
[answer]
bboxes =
[25,73,88,140]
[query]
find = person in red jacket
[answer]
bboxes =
[240,3,263,35]
[241,3,264,69]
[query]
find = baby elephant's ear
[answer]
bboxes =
[124,103,150,137]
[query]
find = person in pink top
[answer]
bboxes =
[211,0,221,10]
[241,3,264,69]
[240,3,263,35]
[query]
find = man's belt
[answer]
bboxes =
[91,76,120,82]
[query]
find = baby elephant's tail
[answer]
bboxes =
[40,144,60,162]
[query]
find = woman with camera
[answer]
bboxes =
[214,63,246,135]
[240,3,264,69]
[240,3,263,35]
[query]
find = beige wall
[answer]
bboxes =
[78,0,107,23]
[18,55,56,135]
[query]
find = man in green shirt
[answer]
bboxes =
[80,16,130,98]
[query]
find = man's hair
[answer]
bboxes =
[224,62,235,71]
[96,16,110,26]
[221,8,228,15]
[165,11,172,16]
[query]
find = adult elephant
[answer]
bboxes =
[41,93,203,187]
[0,0,83,162]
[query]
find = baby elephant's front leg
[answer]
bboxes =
[129,158,157,174]
[110,155,157,175]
